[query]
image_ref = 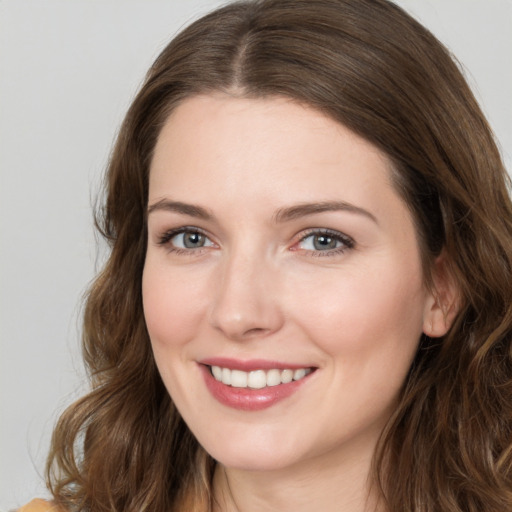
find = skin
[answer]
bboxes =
[143,94,454,512]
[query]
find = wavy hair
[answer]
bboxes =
[46,1,512,510]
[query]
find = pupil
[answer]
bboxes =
[184,232,203,248]
[314,235,336,250]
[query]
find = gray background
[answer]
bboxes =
[1,0,511,509]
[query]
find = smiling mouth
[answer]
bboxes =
[209,365,314,389]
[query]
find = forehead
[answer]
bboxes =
[149,93,393,200]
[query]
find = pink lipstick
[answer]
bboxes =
[199,358,316,411]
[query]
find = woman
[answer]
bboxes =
[21,0,512,510]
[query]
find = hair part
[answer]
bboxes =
[47,1,512,511]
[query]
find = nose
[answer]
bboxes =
[208,248,284,342]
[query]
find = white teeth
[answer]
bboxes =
[266,369,282,387]
[221,367,231,385]
[212,365,223,380]
[293,368,306,380]
[281,369,293,384]
[210,366,312,388]
[231,369,248,388]
[248,370,266,389]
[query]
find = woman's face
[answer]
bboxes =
[143,94,441,472]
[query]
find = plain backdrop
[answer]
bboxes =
[1,0,511,509]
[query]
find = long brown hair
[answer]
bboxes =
[46,1,512,510]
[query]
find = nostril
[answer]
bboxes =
[244,327,269,337]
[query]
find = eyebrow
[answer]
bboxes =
[273,201,378,224]
[147,199,213,220]
[147,199,377,224]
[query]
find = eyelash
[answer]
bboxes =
[156,227,355,257]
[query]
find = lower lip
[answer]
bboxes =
[200,365,313,411]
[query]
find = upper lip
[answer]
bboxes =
[199,357,315,372]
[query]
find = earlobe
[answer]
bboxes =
[422,253,460,338]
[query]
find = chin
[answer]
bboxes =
[199,427,303,472]
[214,449,298,473]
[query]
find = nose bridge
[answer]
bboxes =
[209,240,283,340]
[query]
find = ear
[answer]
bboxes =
[423,252,460,338]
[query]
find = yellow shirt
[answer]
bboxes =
[18,499,63,512]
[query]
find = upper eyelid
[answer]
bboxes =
[297,228,354,244]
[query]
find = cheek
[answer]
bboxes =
[142,260,212,410]
[142,260,208,351]
[288,262,426,361]
[288,265,426,438]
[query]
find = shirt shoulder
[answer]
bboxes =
[17,499,65,512]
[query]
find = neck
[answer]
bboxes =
[212,437,386,512]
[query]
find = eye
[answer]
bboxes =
[173,231,212,249]
[158,228,215,251]
[296,229,354,254]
